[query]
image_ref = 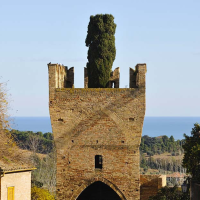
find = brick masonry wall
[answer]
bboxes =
[48,64,146,200]
[140,175,166,200]
[1,171,31,200]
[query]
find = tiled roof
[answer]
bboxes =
[166,172,186,178]
[0,167,36,173]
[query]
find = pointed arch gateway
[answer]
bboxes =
[71,178,126,200]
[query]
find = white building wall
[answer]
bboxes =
[1,171,31,200]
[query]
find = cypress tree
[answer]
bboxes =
[85,14,116,88]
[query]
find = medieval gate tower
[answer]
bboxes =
[48,63,147,200]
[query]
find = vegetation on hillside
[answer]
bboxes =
[10,130,56,195]
[10,130,53,154]
[31,149,56,195]
[140,135,184,156]
[86,14,116,88]
[140,135,185,176]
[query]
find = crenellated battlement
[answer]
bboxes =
[130,64,146,88]
[48,63,74,88]
[48,63,146,90]
[84,67,120,88]
[48,63,74,99]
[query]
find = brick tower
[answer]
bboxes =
[48,63,146,200]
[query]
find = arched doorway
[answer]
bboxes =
[77,181,121,200]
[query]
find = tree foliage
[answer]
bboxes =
[0,82,16,154]
[85,14,116,88]
[140,135,183,156]
[31,149,57,194]
[11,130,53,154]
[0,82,10,131]
[182,123,200,182]
[140,135,186,176]
[148,186,189,200]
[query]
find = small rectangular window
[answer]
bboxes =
[95,155,103,169]
[8,187,14,200]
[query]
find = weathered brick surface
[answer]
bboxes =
[140,175,166,200]
[48,63,146,200]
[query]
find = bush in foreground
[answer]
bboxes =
[31,186,55,200]
[148,185,189,200]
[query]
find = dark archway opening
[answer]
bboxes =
[77,181,121,200]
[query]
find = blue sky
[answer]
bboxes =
[1,0,200,117]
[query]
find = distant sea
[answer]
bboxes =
[10,117,200,140]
